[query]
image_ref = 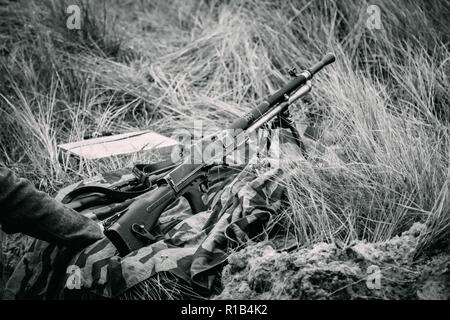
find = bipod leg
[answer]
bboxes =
[272,109,308,159]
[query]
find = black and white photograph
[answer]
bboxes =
[0,0,448,308]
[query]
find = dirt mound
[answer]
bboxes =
[216,223,449,300]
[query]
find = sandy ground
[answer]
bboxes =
[215,223,449,300]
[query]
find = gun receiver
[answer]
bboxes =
[104,53,336,255]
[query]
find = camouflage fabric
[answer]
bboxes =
[2,162,285,299]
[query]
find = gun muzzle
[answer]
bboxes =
[308,53,336,76]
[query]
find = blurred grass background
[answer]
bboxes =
[0,0,449,293]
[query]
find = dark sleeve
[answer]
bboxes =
[0,165,104,248]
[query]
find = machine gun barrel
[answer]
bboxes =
[229,53,335,130]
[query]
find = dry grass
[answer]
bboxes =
[0,0,449,298]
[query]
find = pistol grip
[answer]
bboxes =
[183,180,207,214]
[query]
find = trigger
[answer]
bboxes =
[199,182,208,193]
[131,223,156,243]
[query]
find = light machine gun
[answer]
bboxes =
[99,53,336,255]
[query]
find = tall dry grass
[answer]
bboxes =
[0,0,448,268]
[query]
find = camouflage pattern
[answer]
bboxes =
[2,162,285,299]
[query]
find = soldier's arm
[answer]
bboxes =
[0,165,103,248]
